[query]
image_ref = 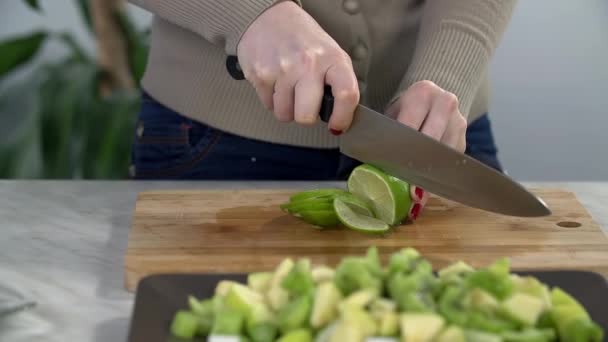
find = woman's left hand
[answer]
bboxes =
[386,80,468,220]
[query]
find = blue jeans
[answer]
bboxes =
[130,92,502,180]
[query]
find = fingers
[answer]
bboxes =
[293,72,324,126]
[325,59,359,132]
[395,80,441,130]
[441,110,468,152]
[272,74,296,122]
[249,66,276,111]
[420,90,458,141]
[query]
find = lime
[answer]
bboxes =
[296,209,340,228]
[281,197,334,213]
[335,193,374,217]
[347,164,411,225]
[333,197,390,234]
[289,189,348,203]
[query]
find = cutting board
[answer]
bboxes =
[124,188,608,291]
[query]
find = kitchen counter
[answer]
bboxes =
[1,180,607,342]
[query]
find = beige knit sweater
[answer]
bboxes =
[128,0,516,148]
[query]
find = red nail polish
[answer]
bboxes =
[415,187,425,201]
[330,129,342,136]
[410,203,421,220]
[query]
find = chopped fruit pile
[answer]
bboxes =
[170,247,604,342]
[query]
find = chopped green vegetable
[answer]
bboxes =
[170,246,604,341]
[278,295,312,333]
[212,309,244,335]
[282,259,314,297]
[170,310,200,339]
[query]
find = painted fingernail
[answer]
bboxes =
[330,129,343,136]
[415,187,425,201]
[410,203,422,220]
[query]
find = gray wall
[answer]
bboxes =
[1,1,607,180]
[489,0,608,180]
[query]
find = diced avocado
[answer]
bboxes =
[282,259,315,297]
[188,296,213,317]
[436,326,466,342]
[329,320,364,342]
[550,287,589,318]
[438,261,475,279]
[550,305,603,342]
[278,295,312,333]
[207,336,242,342]
[268,258,295,311]
[272,258,296,288]
[463,288,499,314]
[502,293,546,326]
[399,313,444,342]
[334,257,383,295]
[277,328,313,342]
[510,275,551,310]
[311,266,335,284]
[341,307,377,337]
[248,272,273,293]
[310,281,342,328]
[377,312,399,337]
[314,322,337,342]
[212,309,244,335]
[246,303,277,342]
[224,283,265,317]
[466,259,513,300]
[216,280,240,297]
[213,295,226,315]
[340,288,378,310]
[170,310,199,339]
[387,248,421,276]
[267,287,289,312]
[247,322,278,342]
[465,330,503,342]
[501,328,556,342]
[370,298,397,315]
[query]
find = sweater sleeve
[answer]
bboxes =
[127,0,300,55]
[391,0,517,117]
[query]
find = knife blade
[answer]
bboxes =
[225,57,551,217]
[318,86,551,217]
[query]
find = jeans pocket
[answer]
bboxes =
[131,109,222,179]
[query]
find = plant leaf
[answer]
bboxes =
[74,0,94,35]
[0,31,47,78]
[55,32,90,63]
[23,0,41,12]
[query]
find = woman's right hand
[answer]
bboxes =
[237,1,359,135]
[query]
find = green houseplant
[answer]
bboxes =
[0,0,149,179]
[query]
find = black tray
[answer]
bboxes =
[128,271,608,342]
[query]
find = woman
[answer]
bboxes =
[128,0,516,220]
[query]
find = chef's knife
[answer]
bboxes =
[226,56,551,217]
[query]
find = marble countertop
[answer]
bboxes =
[1,181,607,342]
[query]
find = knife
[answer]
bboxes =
[226,56,551,217]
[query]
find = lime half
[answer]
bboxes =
[347,165,411,225]
[334,198,390,234]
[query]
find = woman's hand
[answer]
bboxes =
[386,80,468,220]
[237,1,359,134]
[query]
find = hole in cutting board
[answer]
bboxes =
[557,221,582,228]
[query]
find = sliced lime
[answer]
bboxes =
[347,164,411,225]
[335,193,374,217]
[281,197,334,214]
[289,189,348,203]
[297,209,340,228]
[333,198,390,234]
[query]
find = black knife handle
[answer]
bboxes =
[226,55,334,123]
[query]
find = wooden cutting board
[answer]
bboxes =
[124,188,608,291]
